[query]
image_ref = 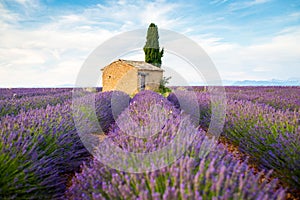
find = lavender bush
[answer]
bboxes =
[89,91,188,172]
[0,91,72,117]
[0,88,72,100]
[1,87,298,199]
[225,86,300,111]
[67,132,285,200]
[0,89,131,199]
[0,103,90,199]
[95,91,131,133]
[108,91,181,152]
[187,86,300,111]
[167,91,211,128]
[179,90,300,189]
[224,100,300,188]
[66,90,285,199]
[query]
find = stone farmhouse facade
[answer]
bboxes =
[101,59,164,94]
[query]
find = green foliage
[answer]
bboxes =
[156,76,172,97]
[160,76,171,86]
[143,23,164,67]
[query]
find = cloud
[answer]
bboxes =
[203,26,300,81]
[210,0,229,5]
[0,27,114,86]
[0,59,81,87]
[89,0,183,30]
[0,0,299,87]
[252,67,271,72]
[229,0,272,11]
[0,2,19,27]
[12,0,40,7]
[289,12,300,18]
[248,0,271,6]
[0,0,187,87]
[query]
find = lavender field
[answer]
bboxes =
[0,87,299,200]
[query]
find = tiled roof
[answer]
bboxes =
[119,59,164,71]
[120,59,163,71]
[101,59,164,71]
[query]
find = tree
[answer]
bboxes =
[143,23,164,67]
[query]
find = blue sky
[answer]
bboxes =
[0,0,299,87]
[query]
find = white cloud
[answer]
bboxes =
[202,27,300,81]
[89,0,183,30]
[0,3,19,28]
[252,67,271,72]
[0,0,186,87]
[0,48,46,65]
[229,0,272,11]
[289,12,300,18]
[0,27,113,87]
[191,34,238,54]
[12,0,40,8]
[0,0,299,87]
[248,0,271,6]
[210,0,229,5]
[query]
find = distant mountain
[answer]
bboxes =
[223,79,300,86]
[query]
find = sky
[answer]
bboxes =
[0,0,299,87]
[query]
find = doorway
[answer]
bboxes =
[140,74,146,91]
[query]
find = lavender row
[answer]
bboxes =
[185,86,300,111]
[72,91,179,157]
[0,103,90,199]
[72,90,131,134]
[0,88,72,100]
[0,91,72,118]
[95,91,131,133]
[67,149,285,200]
[67,91,285,199]
[107,91,181,153]
[168,90,300,189]
[224,100,300,188]
[0,90,128,199]
[225,86,300,111]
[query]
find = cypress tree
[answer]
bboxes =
[143,23,164,67]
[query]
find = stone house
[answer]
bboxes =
[101,59,164,94]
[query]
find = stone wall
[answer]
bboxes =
[102,60,163,95]
[139,70,163,91]
[102,61,138,95]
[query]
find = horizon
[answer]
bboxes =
[2,78,300,88]
[0,0,300,87]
